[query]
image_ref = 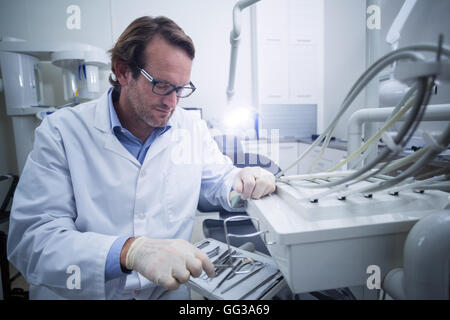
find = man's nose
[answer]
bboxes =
[161,90,179,108]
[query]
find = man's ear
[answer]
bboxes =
[113,60,132,87]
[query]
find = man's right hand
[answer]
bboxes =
[121,237,215,290]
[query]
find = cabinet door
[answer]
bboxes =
[297,142,317,174]
[297,143,346,174]
[278,142,298,176]
[242,141,298,175]
[259,44,289,104]
[288,45,319,104]
[320,148,347,171]
[255,0,324,105]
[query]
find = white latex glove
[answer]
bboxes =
[233,167,276,201]
[125,237,215,290]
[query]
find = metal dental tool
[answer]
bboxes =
[212,258,265,292]
[213,249,238,267]
[228,258,264,276]
[220,265,264,295]
[212,259,244,292]
[201,250,241,280]
[206,245,220,258]
[196,240,210,250]
[214,251,241,277]
[238,270,281,300]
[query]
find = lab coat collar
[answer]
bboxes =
[95,88,176,133]
[91,91,136,164]
[94,89,179,166]
[143,109,181,165]
[94,90,113,133]
[107,88,172,137]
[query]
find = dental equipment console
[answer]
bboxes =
[245,38,450,298]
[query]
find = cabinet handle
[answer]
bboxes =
[296,39,311,43]
[263,230,277,245]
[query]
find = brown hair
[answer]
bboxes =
[108,16,195,90]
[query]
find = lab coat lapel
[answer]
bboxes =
[143,129,172,164]
[143,109,181,164]
[93,90,140,166]
[104,133,141,166]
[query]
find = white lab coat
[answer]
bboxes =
[7,91,239,299]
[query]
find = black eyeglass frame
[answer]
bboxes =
[138,67,196,98]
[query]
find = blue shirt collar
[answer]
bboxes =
[107,87,172,137]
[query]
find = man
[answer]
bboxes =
[7,16,275,300]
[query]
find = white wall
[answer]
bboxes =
[110,0,254,124]
[323,0,367,140]
[0,0,113,49]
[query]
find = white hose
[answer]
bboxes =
[279,43,449,198]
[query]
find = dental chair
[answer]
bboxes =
[0,174,28,300]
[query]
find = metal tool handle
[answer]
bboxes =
[224,215,277,248]
[262,230,277,245]
[223,215,264,254]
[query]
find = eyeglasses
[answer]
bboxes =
[139,67,196,98]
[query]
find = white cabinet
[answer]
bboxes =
[255,0,324,105]
[297,142,346,174]
[243,140,298,176]
[277,142,299,176]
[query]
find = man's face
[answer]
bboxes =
[125,35,193,128]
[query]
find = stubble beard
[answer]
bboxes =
[127,83,172,129]
[133,101,170,129]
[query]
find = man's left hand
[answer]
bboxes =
[233,167,276,200]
